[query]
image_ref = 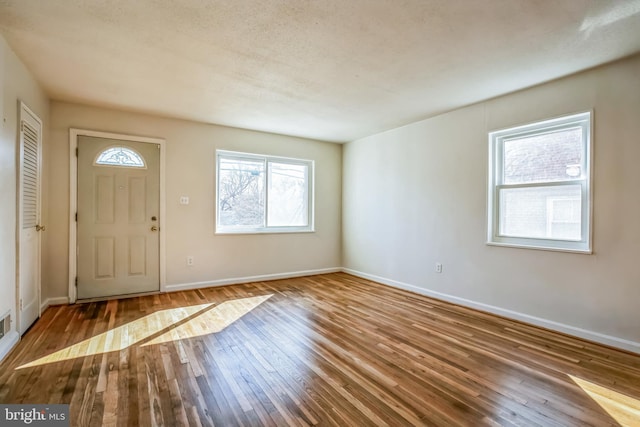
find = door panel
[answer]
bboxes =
[95,175,115,223]
[19,228,39,333]
[128,177,146,223]
[128,236,147,276]
[94,237,115,279]
[77,137,160,299]
[18,104,42,335]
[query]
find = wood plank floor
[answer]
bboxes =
[1,273,639,426]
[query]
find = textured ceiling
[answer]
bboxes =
[1,1,640,143]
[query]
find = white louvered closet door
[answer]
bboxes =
[18,102,43,335]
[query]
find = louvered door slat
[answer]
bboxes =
[22,120,39,229]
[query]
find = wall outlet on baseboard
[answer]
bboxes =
[435,262,443,273]
[186,256,194,266]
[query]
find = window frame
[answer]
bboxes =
[215,150,315,234]
[487,111,593,253]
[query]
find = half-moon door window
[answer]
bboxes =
[95,146,146,168]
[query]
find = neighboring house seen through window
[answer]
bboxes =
[488,112,592,252]
[216,151,313,233]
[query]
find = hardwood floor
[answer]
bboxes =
[1,273,639,426]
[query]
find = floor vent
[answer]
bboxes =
[0,313,9,340]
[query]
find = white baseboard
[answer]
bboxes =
[164,267,342,293]
[40,297,70,312]
[0,331,19,363]
[342,268,640,355]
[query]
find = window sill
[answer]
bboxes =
[486,240,592,254]
[216,228,315,235]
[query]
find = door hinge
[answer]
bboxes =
[75,147,78,157]
[75,212,78,222]
[20,299,23,311]
[75,277,78,288]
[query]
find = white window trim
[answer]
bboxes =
[487,111,593,253]
[216,150,315,234]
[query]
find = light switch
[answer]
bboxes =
[180,196,189,205]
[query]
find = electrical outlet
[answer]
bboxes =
[435,262,443,273]
[180,196,190,205]
[186,256,194,266]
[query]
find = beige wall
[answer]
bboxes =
[47,102,342,299]
[343,54,640,352]
[0,35,49,348]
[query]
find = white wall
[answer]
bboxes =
[343,54,640,352]
[47,102,342,299]
[0,35,49,359]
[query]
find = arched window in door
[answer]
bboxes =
[94,146,146,168]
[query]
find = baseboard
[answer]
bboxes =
[342,268,640,355]
[164,267,342,293]
[0,331,19,363]
[40,297,70,312]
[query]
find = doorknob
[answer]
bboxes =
[36,225,46,231]
[150,226,158,232]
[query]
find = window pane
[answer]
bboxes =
[218,158,265,228]
[95,146,145,168]
[268,162,308,227]
[503,128,582,184]
[499,185,582,240]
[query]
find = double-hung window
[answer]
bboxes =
[216,150,314,233]
[488,112,592,252]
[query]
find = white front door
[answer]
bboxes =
[18,103,43,335]
[77,136,160,299]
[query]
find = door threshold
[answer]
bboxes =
[76,290,161,304]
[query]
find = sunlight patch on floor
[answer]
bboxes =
[141,294,272,346]
[17,295,271,369]
[570,375,640,427]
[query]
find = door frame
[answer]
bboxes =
[16,100,42,333]
[69,129,166,303]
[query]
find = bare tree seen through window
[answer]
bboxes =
[218,158,265,227]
